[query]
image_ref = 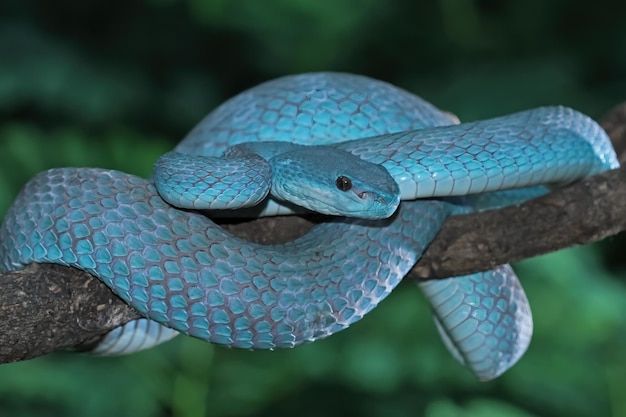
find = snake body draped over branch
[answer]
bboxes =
[0,73,618,381]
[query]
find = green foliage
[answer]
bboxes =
[1,0,625,416]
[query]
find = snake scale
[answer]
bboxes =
[0,73,618,381]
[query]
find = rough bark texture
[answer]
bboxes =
[1,103,625,364]
[0,264,140,362]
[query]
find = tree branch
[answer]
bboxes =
[2,103,626,364]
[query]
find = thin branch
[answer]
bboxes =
[411,165,626,278]
[1,104,625,364]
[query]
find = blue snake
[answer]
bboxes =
[0,73,618,381]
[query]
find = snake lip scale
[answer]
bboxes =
[0,72,618,381]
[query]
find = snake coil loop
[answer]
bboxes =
[0,72,618,380]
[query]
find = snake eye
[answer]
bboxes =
[336,176,352,191]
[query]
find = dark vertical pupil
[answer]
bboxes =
[336,176,352,191]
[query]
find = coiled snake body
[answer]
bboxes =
[0,73,618,380]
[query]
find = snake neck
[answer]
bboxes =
[224,142,309,160]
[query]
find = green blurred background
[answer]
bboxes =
[1,1,626,416]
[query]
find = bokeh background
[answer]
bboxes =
[1,1,626,416]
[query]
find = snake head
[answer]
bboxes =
[269,147,400,219]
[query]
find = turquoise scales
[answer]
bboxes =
[0,73,619,381]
